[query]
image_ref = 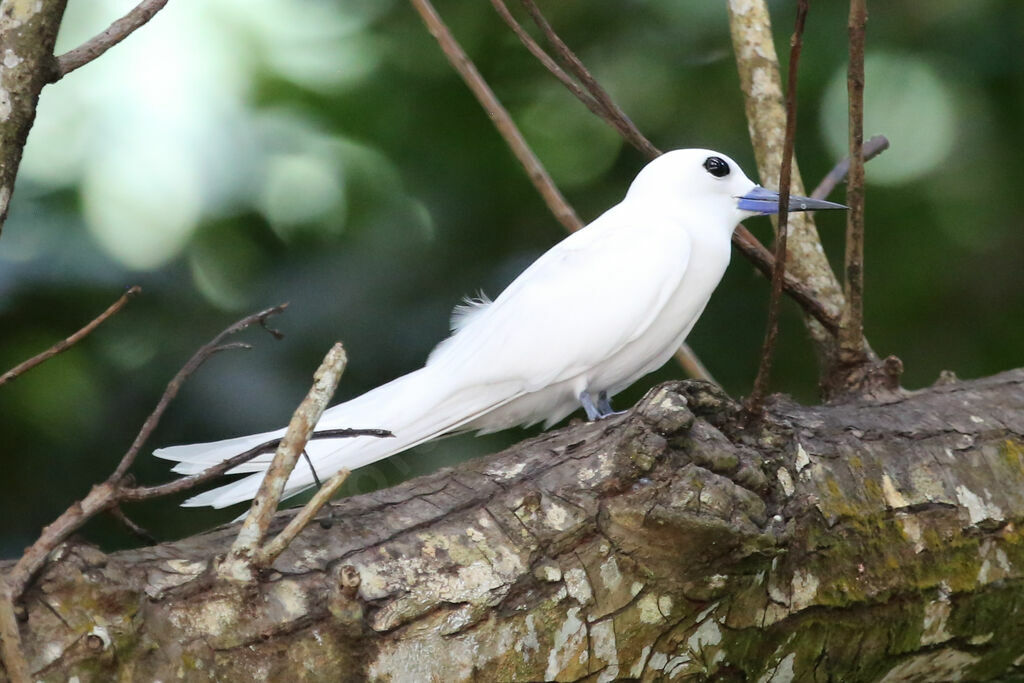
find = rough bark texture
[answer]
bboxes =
[4,371,1024,681]
[0,0,67,232]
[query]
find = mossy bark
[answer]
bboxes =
[4,371,1024,681]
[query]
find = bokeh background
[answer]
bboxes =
[1,0,1022,554]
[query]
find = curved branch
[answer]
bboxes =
[53,0,170,80]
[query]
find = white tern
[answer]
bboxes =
[156,149,844,508]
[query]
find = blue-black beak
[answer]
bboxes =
[737,186,847,215]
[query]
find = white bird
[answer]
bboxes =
[156,149,844,508]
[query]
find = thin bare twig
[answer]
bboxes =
[727,0,850,370]
[257,468,351,566]
[811,134,888,201]
[840,0,868,365]
[489,0,603,116]
[518,0,661,160]
[121,428,391,502]
[221,343,348,581]
[54,0,170,80]
[5,304,289,600]
[0,286,141,388]
[109,505,157,545]
[733,226,839,335]
[746,0,810,415]
[0,577,30,683]
[408,0,581,233]
[111,303,288,481]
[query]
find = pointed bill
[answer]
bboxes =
[737,186,847,215]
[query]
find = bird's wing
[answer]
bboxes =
[428,205,692,391]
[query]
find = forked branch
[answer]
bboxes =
[53,0,171,80]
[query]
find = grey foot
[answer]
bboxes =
[580,391,625,421]
[579,391,602,421]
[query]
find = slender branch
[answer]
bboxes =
[257,468,351,566]
[408,0,582,232]
[0,286,140,388]
[488,0,603,117]
[121,428,392,502]
[727,0,847,363]
[4,305,290,602]
[518,0,661,160]
[840,0,868,365]
[53,0,170,80]
[747,0,810,415]
[811,134,888,201]
[110,303,288,481]
[0,577,30,683]
[673,346,717,386]
[109,505,157,545]
[733,226,839,335]
[221,344,349,580]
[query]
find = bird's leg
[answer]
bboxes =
[304,449,339,529]
[302,449,323,489]
[597,391,614,416]
[579,391,602,421]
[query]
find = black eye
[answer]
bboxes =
[703,156,730,178]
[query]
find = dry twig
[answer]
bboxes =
[746,0,811,415]
[53,0,171,80]
[111,303,288,480]
[221,343,349,581]
[727,0,848,360]
[517,0,660,160]
[258,467,351,566]
[408,0,581,233]
[4,303,289,600]
[840,0,869,365]
[0,286,141,388]
[0,577,30,683]
[811,135,888,201]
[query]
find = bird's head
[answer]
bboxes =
[626,148,845,231]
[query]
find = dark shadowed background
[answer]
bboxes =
[1,0,1022,554]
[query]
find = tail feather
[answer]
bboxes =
[158,367,524,509]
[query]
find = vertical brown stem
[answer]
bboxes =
[840,0,868,365]
[746,0,810,415]
[407,0,582,233]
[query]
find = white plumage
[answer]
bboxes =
[155,149,843,508]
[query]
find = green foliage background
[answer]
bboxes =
[1,0,1022,552]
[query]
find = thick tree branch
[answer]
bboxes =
[5,370,1024,679]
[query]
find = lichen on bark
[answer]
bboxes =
[3,371,1024,681]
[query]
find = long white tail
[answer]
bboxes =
[154,364,521,508]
